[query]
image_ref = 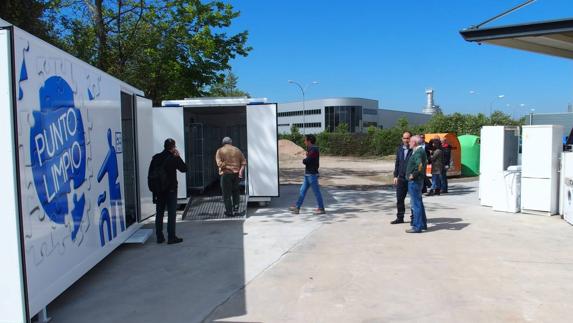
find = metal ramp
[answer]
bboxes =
[182,193,248,221]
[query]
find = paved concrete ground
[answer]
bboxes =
[49,181,573,323]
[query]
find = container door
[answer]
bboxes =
[120,92,139,228]
[521,177,552,212]
[563,154,573,223]
[0,27,28,323]
[247,103,279,197]
[152,107,186,199]
[135,96,155,220]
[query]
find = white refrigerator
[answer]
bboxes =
[561,152,573,224]
[521,125,563,215]
[479,126,519,207]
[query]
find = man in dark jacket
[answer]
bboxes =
[391,131,413,224]
[150,138,187,244]
[289,134,325,215]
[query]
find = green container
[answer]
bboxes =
[458,135,480,177]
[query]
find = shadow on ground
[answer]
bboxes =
[426,217,471,232]
[49,218,248,323]
[47,181,476,323]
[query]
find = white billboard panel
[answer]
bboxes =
[12,27,143,316]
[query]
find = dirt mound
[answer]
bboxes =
[279,139,306,160]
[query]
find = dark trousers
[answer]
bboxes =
[441,168,449,192]
[422,176,430,193]
[155,190,178,240]
[221,173,240,213]
[396,177,409,220]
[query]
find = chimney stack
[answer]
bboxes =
[422,88,442,115]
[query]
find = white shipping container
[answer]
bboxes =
[0,19,155,321]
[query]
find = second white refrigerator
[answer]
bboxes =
[521,125,563,215]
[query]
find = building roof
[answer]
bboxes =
[279,97,378,105]
[162,97,268,107]
[460,18,573,60]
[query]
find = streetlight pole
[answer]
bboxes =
[288,80,319,135]
[489,94,505,116]
[529,108,535,125]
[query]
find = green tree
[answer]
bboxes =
[396,117,409,131]
[489,110,520,126]
[425,111,522,136]
[0,0,56,42]
[53,0,251,105]
[335,123,349,133]
[208,72,249,97]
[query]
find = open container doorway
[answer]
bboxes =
[155,98,280,220]
[183,106,248,196]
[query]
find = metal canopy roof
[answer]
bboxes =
[460,18,573,60]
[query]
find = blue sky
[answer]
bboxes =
[228,0,573,116]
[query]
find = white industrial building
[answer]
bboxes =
[278,97,431,134]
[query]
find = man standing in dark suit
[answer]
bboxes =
[391,131,413,224]
[150,138,187,245]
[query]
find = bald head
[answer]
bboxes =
[410,135,420,149]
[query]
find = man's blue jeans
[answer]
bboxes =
[296,174,325,209]
[408,180,427,232]
[431,174,442,190]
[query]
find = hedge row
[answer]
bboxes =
[279,112,523,157]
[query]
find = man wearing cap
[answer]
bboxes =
[216,137,247,216]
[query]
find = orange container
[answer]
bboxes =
[424,133,461,177]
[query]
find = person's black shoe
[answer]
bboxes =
[425,190,435,197]
[390,218,405,224]
[167,237,183,244]
[157,236,165,244]
[224,211,233,217]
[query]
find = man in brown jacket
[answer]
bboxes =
[216,137,247,216]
